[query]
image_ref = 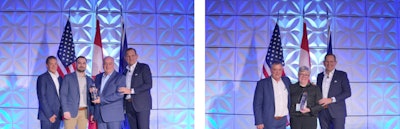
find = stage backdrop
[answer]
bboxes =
[0,0,193,129]
[206,0,399,129]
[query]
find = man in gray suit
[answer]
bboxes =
[92,56,126,129]
[60,56,94,129]
[119,48,152,129]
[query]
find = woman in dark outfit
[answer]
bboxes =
[290,66,324,129]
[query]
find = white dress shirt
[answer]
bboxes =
[125,62,137,99]
[77,73,87,107]
[272,78,289,117]
[322,69,335,98]
[48,71,60,97]
[100,72,111,94]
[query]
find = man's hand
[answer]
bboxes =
[90,115,94,122]
[63,112,71,120]
[256,124,264,129]
[319,98,333,106]
[300,107,311,114]
[118,87,130,94]
[92,97,101,104]
[49,115,57,123]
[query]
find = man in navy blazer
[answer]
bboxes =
[317,54,351,129]
[253,61,291,129]
[119,48,152,129]
[92,56,126,129]
[60,56,94,129]
[36,56,63,129]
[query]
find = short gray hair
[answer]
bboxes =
[298,66,310,74]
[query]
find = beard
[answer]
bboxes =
[77,68,85,73]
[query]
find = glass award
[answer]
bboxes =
[299,92,308,110]
[90,84,98,100]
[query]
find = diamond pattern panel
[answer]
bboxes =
[31,0,61,11]
[0,44,29,75]
[234,115,254,129]
[206,114,234,129]
[367,0,398,17]
[27,76,38,108]
[156,0,193,14]
[205,81,234,114]
[346,83,368,115]
[70,12,95,43]
[126,14,156,45]
[269,0,301,16]
[206,16,236,47]
[237,0,269,15]
[158,110,194,129]
[126,0,156,13]
[236,16,270,47]
[158,77,192,109]
[335,0,366,16]
[334,17,367,49]
[0,108,28,129]
[346,116,368,129]
[235,47,266,81]
[278,15,302,48]
[28,44,60,75]
[368,83,400,115]
[0,12,29,43]
[205,48,235,80]
[368,116,400,129]
[27,109,39,129]
[234,81,256,114]
[0,76,28,108]
[30,12,62,43]
[335,49,368,82]
[157,14,188,45]
[98,13,121,44]
[205,0,236,15]
[158,46,191,76]
[0,0,29,11]
[62,0,92,12]
[368,50,399,82]
[367,18,399,49]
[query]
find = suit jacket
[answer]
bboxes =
[60,72,94,118]
[253,76,291,126]
[37,72,62,121]
[317,70,351,118]
[93,71,125,122]
[123,62,152,112]
[289,82,324,117]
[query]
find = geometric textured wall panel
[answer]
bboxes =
[205,81,234,114]
[205,48,235,80]
[368,50,399,82]
[0,0,193,128]
[368,83,400,115]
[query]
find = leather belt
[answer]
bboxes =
[125,99,132,102]
[79,107,87,110]
[274,116,284,120]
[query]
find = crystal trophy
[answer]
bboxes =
[90,84,98,100]
[299,92,308,110]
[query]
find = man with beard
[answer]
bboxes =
[60,56,94,129]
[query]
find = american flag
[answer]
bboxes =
[299,22,311,69]
[262,22,285,78]
[57,19,76,77]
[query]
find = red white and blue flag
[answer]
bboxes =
[261,22,285,79]
[57,19,76,77]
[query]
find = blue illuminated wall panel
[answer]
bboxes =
[206,0,400,129]
[0,0,193,129]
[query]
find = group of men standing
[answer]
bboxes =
[36,48,152,129]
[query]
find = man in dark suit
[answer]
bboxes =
[36,56,63,129]
[60,56,94,129]
[92,56,126,129]
[317,54,351,129]
[118,48,152,129]
[253,61,291,129]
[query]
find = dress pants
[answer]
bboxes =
[319,109,345,129]
[290,116,317,129]
[124,99,150,129]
